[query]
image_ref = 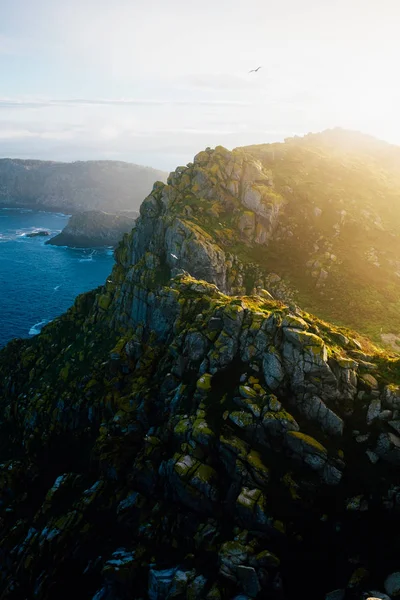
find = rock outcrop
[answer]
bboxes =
[46,210,138,248]
[1,137,400,599]
[0,158,168,213]
[25,230,50,238]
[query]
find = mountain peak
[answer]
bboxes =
[107,133,400,341]
[2,132,400,599]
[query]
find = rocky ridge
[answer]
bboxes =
[47,210,138,248]
[1,140,400,599]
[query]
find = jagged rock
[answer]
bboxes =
[366,449,380,464]
[364,591,392,600]
[285,431,328,471]
[3,138,400,600]
[346,495,368,511]
[148,568,177,600]
[375,433,400,465]
[47,210,137,248]
[102,548,136,584]
[389,420,400,435]
[262,349,285,390]
[236,565,260,598]
[26,230,49,238]
[235,487,273,531]
[383,385,400,409]
[367,398,382,425]
[299,395,344,436]
[385,572,400,597]
[361,374,379,389]
[379,410,393,421]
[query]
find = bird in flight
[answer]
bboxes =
[249,66,262,73]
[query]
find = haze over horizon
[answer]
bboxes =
[1,0,399,170]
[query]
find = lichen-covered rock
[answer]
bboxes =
[2,141,400,600]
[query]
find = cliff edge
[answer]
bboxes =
[1,133,400,599]
[46,210,138,248]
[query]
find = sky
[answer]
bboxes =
[0,0,399,171]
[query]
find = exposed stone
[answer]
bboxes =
[367,398,382,425]
[3,140,400,600]
[385,572,400,597]
[376,433,400,465]
[237,565,260,598]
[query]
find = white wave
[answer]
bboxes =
[54,285,61,291]
[1,207,32,212]
[29,319,48,335]
[78,249,96,262]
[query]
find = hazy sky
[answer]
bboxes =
[0,0,399,170]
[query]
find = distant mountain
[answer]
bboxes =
[46,210,138,248]
[0,158,168,213]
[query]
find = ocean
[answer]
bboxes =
[0,208,115,348]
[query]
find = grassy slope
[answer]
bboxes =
[236,130,400,341]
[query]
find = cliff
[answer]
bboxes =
[1,132,400,600]
[0,158,168,213]
[46,210,138,248]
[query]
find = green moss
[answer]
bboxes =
[246,450,269,474]
[192,418,214,442]
[287,431,327,454]
[196,373,212,392]
[174,418,192,437]
[192,463,217,484]
[220,434,249,458]
[255,549,280,568]
[59,363,70,382]
[98,294,112,311]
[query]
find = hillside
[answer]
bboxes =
[240,130,400,342]
[1,132,400,599]
[46,210,138,248]
[0,158,168,213]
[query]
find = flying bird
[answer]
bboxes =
[170,253,179,260]
[249,66,262,73]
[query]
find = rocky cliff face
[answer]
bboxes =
[0,158,167,213]
[1,135,400,600]
[107,133,400,342]
[47,210,138,248]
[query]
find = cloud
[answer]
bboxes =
[0,97,251,110]
[179,73,263,92]
[0,128,80,141]
[0,121,295,171]
[0,34,26,55]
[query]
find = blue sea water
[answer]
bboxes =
[0,208,115,348]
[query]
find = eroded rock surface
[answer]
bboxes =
[1,141,400,599]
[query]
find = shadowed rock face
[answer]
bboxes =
[25,230,49,238]
[46,210,138,248]
[0,158,168,213]
[1,133,400,600]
